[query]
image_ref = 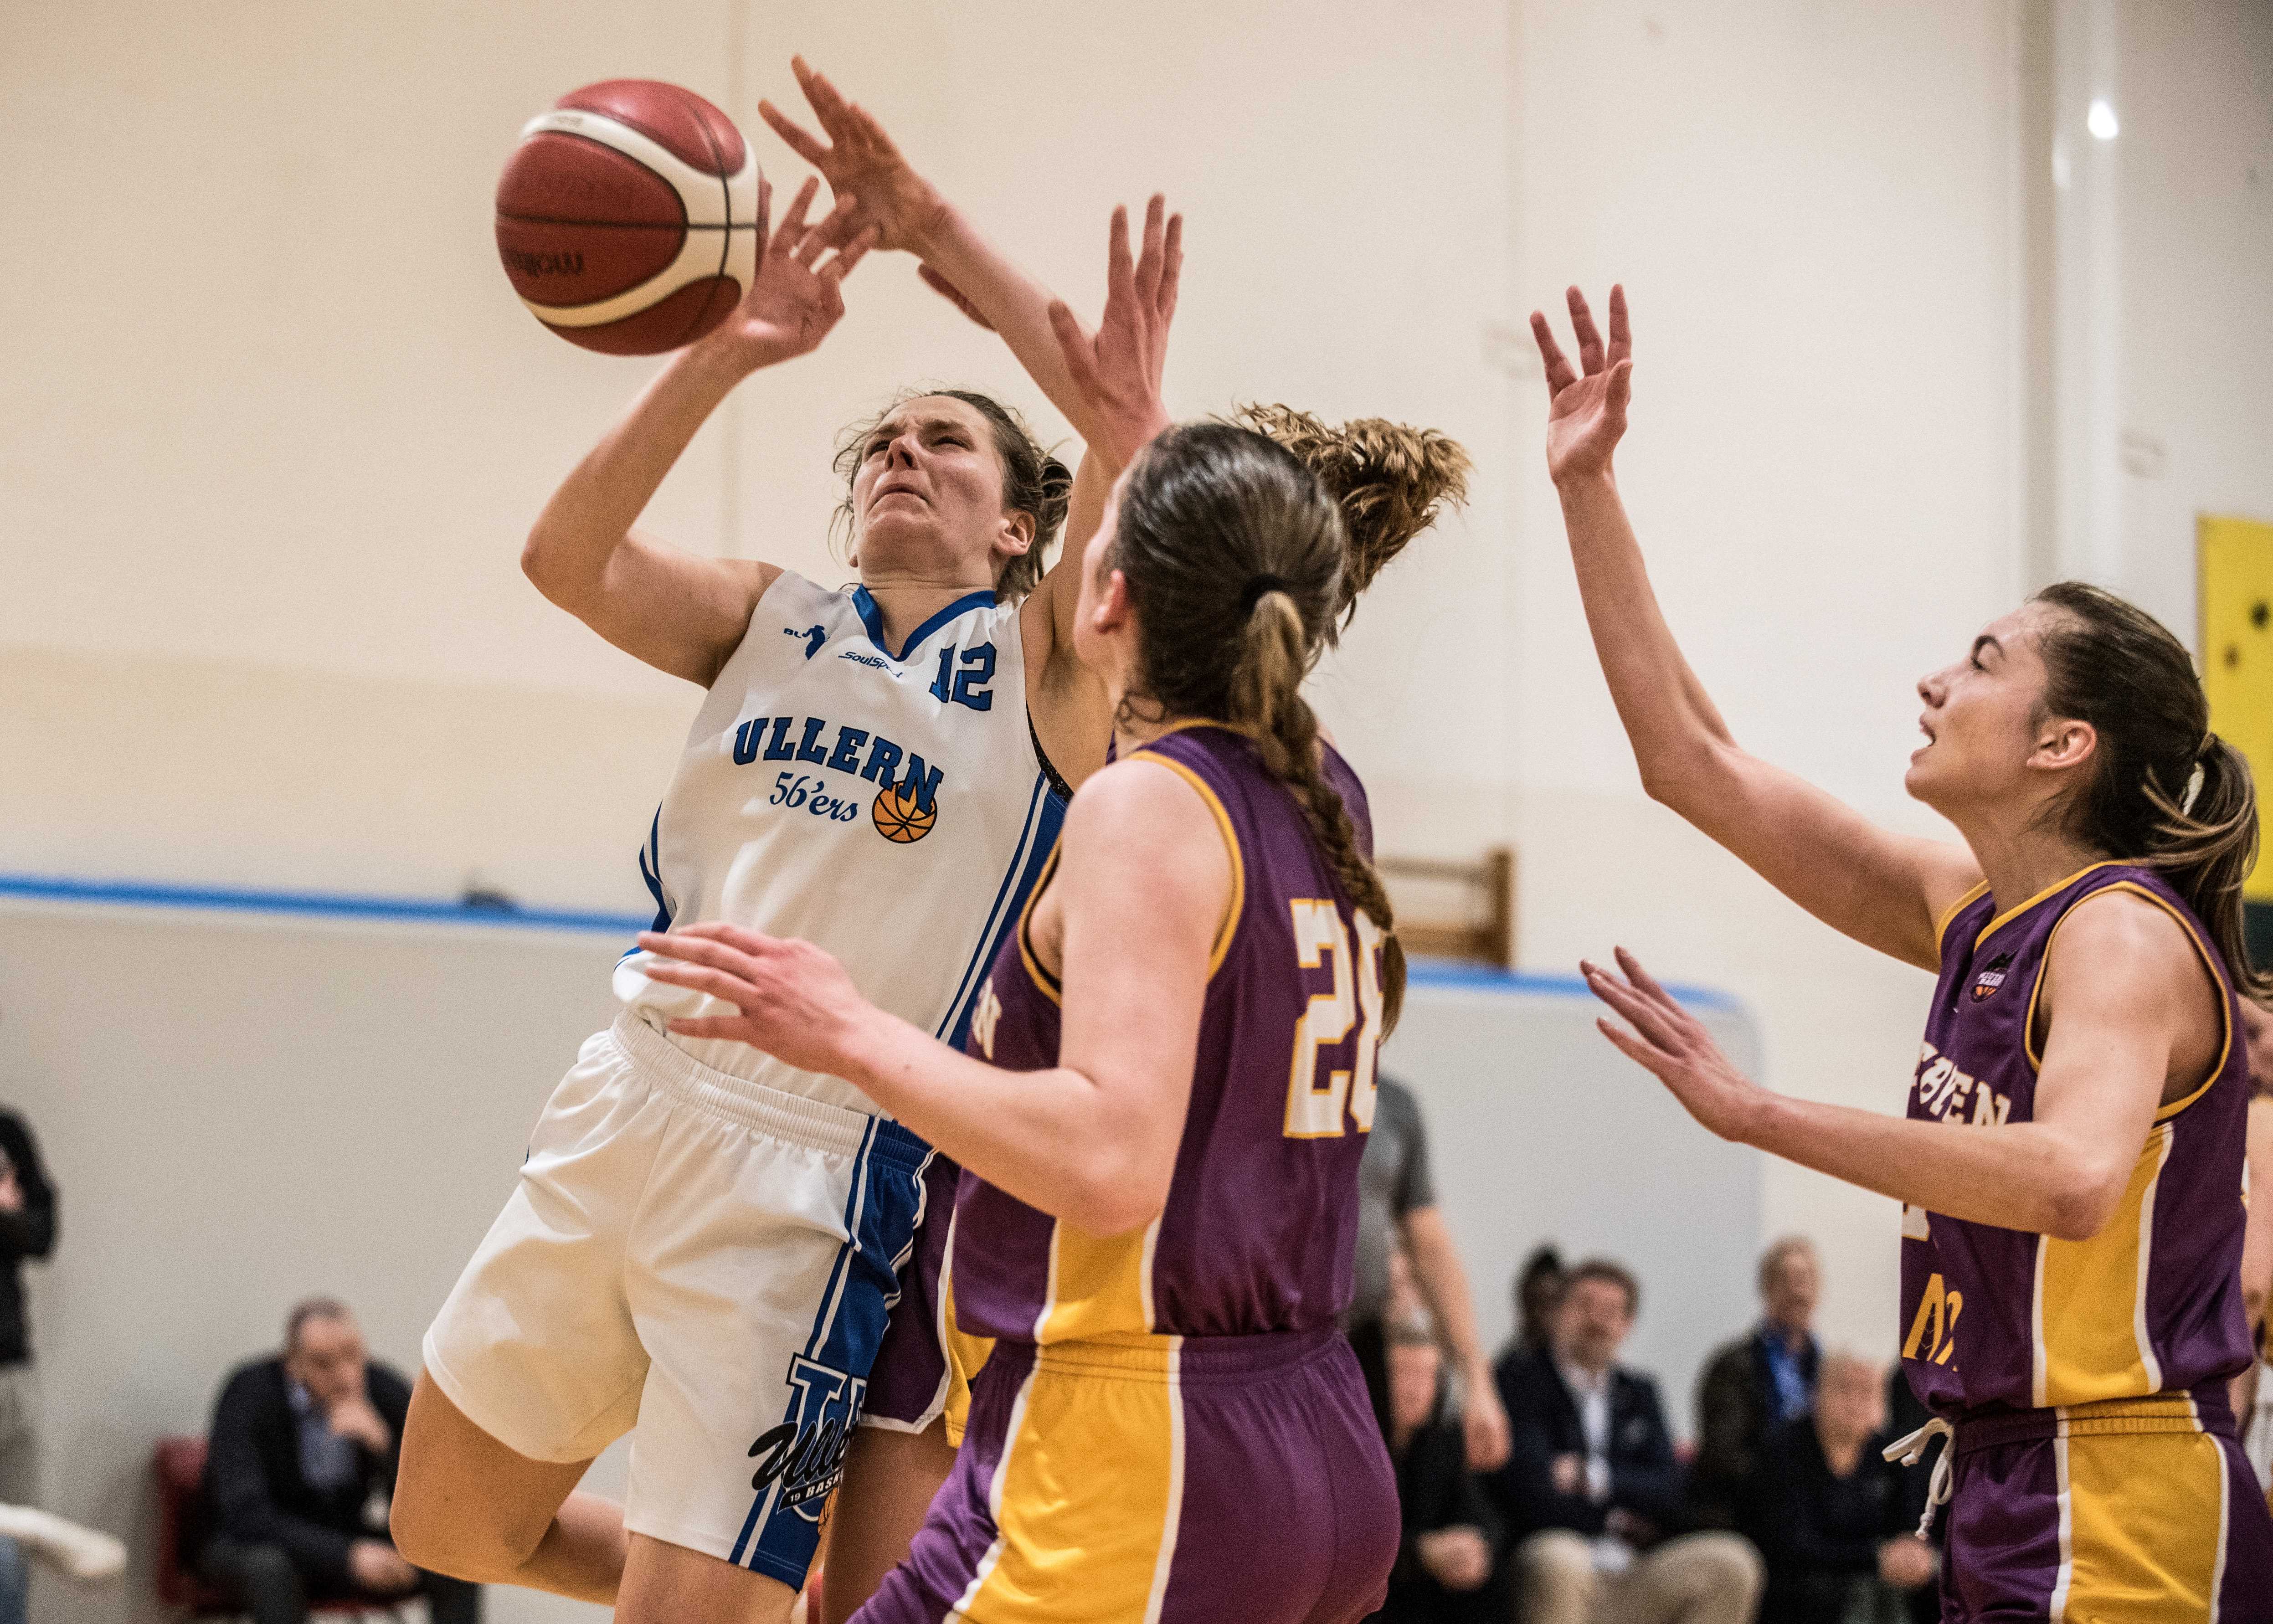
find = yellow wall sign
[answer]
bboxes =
[2200,514,2273,900]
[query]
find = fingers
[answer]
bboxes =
[1105,203,1135,312]
[758,100,831,168]
[818,225,881,287]
[1157,211,1184,325]
[1606,357,1634,419]
[1607,283,1632,367]
[795,56,858,140]
[1581,960,1686,1053]
[753,175,773,257]
[635,959,757,1007]
[1133,194,1167,308]
[1595,1016,1678,1080]
[772,175,821,255]
[1611,945,1673,1008]
[1531,311,1579,396]
[667,1016,761,1042]
[797,190,864,267]
[1567,286,1604,375]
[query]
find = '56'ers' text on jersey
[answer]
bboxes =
[951,722,1386,1344]
[614,571,1065,1116]
[1903,862,2252,1418]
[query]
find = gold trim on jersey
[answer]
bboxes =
[2018,881,2235,1105]
[1934,879,1990,962]
[1126,753,1246,978]
[1973,860,2128,951]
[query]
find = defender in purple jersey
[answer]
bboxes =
[637,283,1453,1621]
[1532,286,2273,1619]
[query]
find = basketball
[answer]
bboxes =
[495,80,760,355]
[871,786,936,844]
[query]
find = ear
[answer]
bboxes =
[2030,716,2098,774]
[996,508,1037,560]
[1090,567,1133,634]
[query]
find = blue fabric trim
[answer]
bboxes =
[0,871,646,937]
[932,775,1051,1040]
[1406,957,1737,1011]
[849,586,997,663]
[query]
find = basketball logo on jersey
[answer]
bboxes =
[873,782,937,843]
[1970,951,2012,1002]
[748,1355,865,1520]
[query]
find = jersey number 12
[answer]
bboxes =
[1283,900,1387,1139]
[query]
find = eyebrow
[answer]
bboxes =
[1971,634,2003,660]
[869,415,971,444]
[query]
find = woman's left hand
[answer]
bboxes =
[1048,195,1183,468]
[635,923,878,1077]
[1583,947,1768,1143]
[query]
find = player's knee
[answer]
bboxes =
[1516,1527,1596,1599]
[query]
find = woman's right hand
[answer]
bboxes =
[694,174,876,374]
[760,57,950,258]
[1048,195,1183,469]
[1532,284,1633,484]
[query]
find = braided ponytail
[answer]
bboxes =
[1230,589,1407,1032]
[1111,423,1409,1031]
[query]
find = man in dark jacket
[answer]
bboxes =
[1692,1236,1822,1529]
[201,1300,478,1624]
[1491,1259,1760,1624]
[0,1105,57,1514]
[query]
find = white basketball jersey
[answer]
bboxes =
[614,570,1067,1115]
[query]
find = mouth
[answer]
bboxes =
[1911,716,1937,762]
[871,482,928,509]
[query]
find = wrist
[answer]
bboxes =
[1554,467,1619,503]
[902,188,960,261]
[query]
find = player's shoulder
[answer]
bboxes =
[2049,880,2212,1007]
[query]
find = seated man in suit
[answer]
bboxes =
[201,1300,478,1624]
[1492,1258,1761,1624]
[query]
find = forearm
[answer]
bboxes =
[1404,1213,1491,1382]
[842,1012,1166,1235]
[522,342,751,606]
[1740,1091,2116,1239]
[912,206,1093,452]
[1556,473,1739,802]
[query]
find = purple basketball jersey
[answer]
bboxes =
[948,724,1386,1344]
[1904,863,2253,1418]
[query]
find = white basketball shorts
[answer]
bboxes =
[422,1011,934,1588]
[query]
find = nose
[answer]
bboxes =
[1918,669,1945,707]
[885,431,921,472]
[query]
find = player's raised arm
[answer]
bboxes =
[761,61,1181,784]
[519,177,877,687]
[1535,286,1980,970]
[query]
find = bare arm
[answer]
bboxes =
[2242,1091,2273,1334]
[521,179,874,686]
[630,758,1227,1235]
[760,62,1180,783]
[1585,892,2203,1240]
[1402,1206,1512,1470]
[1535,288,1979,969]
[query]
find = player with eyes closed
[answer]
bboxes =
[391,69,1186,1624]
[635,195,1441,1621]
[1533,285,2273,1620]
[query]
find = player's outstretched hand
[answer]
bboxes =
[1532,284,1632,485]
[634,922,878,1076]
[761,57,949,259]
[696,175,878,373]
[1048,195,1183,469]
[1583,946,1767,1142]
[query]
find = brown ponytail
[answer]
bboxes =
[1232,403,1471,623]
[1111,422,1407,1030]
[2031,581,2271,999]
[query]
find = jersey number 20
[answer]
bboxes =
[1283,900,1387,1139]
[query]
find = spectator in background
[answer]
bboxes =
[1750,1351,1936,1624]
[0,1093,55,1624]
[1494,1258,1761,1624]
[1881,1365,1944,1624]
[201,1300,478,1624]
[1511,1244,1567,1358]
[1376,1315,1512,1624]
[1692,1236,1822,1529]
[1346,1074,1511,1471]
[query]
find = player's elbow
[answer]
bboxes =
[520,528,575,604]
[1064,1151,1171,1238]
[2043,1162,2129,1242]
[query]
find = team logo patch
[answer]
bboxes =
[872,783,937,843]
[748,1356,865,1520]
[1971,951,2012,1002]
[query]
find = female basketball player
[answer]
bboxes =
[391,115,1186,1624]
[739,63,1479,1619]
[635,246,1419,1624]
[1534,286,2273,1618]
